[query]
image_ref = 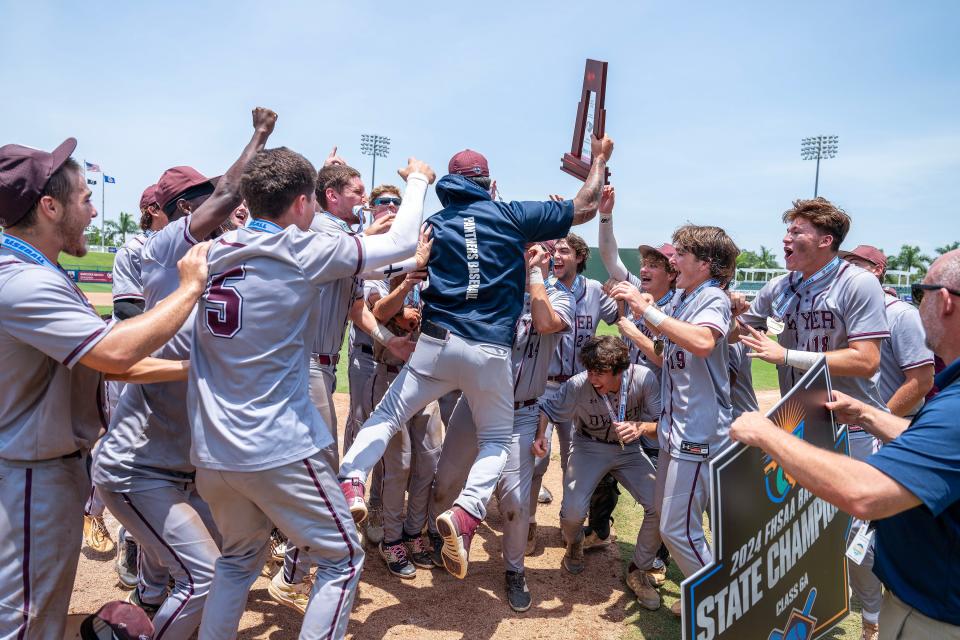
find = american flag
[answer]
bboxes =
[85,161,101,172]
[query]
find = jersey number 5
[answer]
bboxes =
[205,266,246,338]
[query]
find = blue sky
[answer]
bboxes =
[2,1,957,258]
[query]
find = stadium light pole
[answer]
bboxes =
[800,135,838,198]
[360,134,390,192]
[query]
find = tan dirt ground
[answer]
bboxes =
[68,390,781,639]
[84,291,114,307]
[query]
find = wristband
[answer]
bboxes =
[370,322,397,345]
[599,214,613,224]
[528,266,544,285]
[642,305,668,328]
[784,348,819,370]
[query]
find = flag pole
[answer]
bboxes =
[101,175,106,251]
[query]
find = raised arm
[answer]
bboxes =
[571,135,614,226]
[356,159,435,271]
[357,225,432,280]
[597,185,629,281]
[189,107,277,240]
[528,245,568,334]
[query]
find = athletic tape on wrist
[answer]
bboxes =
[784,348,819,370]
[642,305,667,327]
[370,322,397,344]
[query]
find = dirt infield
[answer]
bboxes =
[84,291,113,307]
[69,391,785,639]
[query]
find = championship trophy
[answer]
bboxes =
[561,58,610,183]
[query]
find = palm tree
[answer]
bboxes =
[936,241,960,255]
[116,211,138,245]
[102,220,122,247]
[889,245,932,279]
[756,245,780,269]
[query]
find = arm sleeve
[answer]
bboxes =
[113,299,145,320]
[639,371,662,422]
[690,289,732,338]
[0,271,113,368]
[740,279,777,330]
[539,379,577,424]
[891,305,935,370]
[142,217,197,269]
[598,216,629,281]
[844,272,890,341]
[549,289,575,332]
[357,256,418,281]
[866,403,960,516]
[511,199,575,243]
[111,247,143,301]
[355,174,429,273]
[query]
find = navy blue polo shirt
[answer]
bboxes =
[866,356,960,625]
[421,174,573,347]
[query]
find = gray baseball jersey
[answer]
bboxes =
[310,212,362,356]
[548,275,619,378]
[623,277,675,383]
[188,221,366,471]
[513,286,574,402]
[111,232,150,303]
[659,284,733,461]
[741,260,891,436]
[94,216,200,490]
[0,242,110,460]
[728,341,759,418]
[540,364,661,442]
[878,293,934,415]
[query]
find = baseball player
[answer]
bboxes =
[188,147,432,639]
[611,223,739,618]
[534,335,665,610]
[93,109,277,638]
[274,165,427,607]
[429,242,572,611]
[340,137,614,580]
[594,185,678,551]
[840,245,935,417]
[0,139,210,640]
[735,199,891,639]
[528,230,618,550]
[728,341,760,418]
[365,271,443,578]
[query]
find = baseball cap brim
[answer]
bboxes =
[838,248,884,267]
[51,138,78,176]
[639,244,675,261]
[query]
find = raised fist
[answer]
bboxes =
[590,134,614,163]
[398,157,436,184]
[252,107,278,135]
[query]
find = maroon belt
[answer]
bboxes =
[548,375,571,383]
[313,353,340,366]
[514,398,538,410]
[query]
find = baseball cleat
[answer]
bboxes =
[83,514,115,554]
[126,587,161,619]
[365,507,384,546]
[115,528,138,590]
[379,540,417,579]
[406,534,435,569]
[537,485,553,504]
[505,570,532,613]
[582,526,617,551]
[340,478,367,525]
[269,528,287,562]
[268,572,312,614]
[562,537,584,575]
[647,557,667,587]
[625,565,661,611]
[525,522,538,556]
[436,506,481,580]
[428,531,444,568]
[860,621,879,640]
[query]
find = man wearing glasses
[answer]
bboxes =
[732,198,890,640]
[731,250,960,639]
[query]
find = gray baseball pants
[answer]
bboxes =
[430,401,540,572]
[0,456,86,640]
[372,366,443,543]
[196,454,362,640]
[99,481,221,640]
[529,380,574,523]
[283,359,341,582]
[341,330,513,521]
[656,454,712,578]
[559,433,661,570]
[344,348,376,452]
[848,434,883,622]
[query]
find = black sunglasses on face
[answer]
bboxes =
[912,283,960,304]
[373,197,402,207]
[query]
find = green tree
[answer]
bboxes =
[116,211,138,245]
[736,249,760,268]
[936,241,960,255]
[888,244,932,278]
[756,245,780,269]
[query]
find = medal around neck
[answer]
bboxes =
[766,316,785,336]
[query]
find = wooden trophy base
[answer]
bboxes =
[561,153,610,183]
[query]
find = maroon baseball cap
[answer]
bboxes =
[840,244,887,270]
[80,601,154,640]
[139,183,158,210]
[639,243,677,262]
[448,149,489,177]
[155,166,216,211]
[0,137,77,227]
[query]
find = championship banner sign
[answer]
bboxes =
[681,357,850,640]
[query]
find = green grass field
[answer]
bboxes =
[60,251,115,270]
